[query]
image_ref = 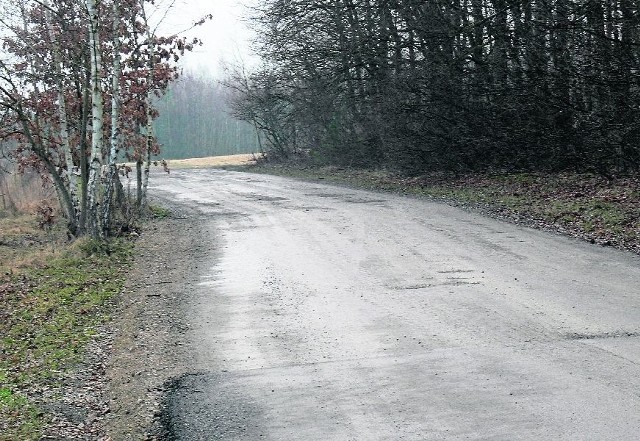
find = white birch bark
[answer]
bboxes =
[43,0,80,222]
[15,1,76,232]
[140,4,155,208]
[101,0,122,236]
[85,0,105,237]
[141,70,154,208]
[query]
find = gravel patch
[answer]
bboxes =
[38,202,212,440]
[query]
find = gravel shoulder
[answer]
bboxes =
[31,200,214,441]
[103,203,215,440]
[26,201,211,441]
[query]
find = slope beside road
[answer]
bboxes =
[109,168,640,440]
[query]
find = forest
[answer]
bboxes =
[3,0,639,237]
[154,74,260,159]
[230,0,640,175]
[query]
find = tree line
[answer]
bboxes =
[0,0,199,237]
[229,0,640,175]
[154,74,260,159]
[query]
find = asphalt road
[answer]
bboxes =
[151,169,640,440]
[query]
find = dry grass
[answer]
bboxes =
[0,167,55,215]
[164,153,259,169]
[0,163,63,274]
[0,215,66,275]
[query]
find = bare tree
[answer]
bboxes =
[231,0,640,174]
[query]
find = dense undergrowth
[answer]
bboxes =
[0,214,133,440]
[238,163,640,255]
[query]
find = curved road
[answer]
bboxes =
[151,169,640,440]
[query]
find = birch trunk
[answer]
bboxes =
[141,134,151,208]
[17,1,77,234]
[140,6,156,209]
[85,0,105,238]
[136,159,143,206]
[102,0,122,237]
[43,0,80,230]
[79,62,91,234]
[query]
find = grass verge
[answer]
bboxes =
[148,204,171,219]
[0,215,133,440]
[233,163,640,255]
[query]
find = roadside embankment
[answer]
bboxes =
[0,205,203,440]
[0,215,132,440]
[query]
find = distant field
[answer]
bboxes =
[165,153,259,169]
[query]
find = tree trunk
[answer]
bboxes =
[136,159,143,207]
[85,0,105,238]
[44,0,80,232]
[102,0,122,238]
[79,58,91,234]
[139,4,156,210]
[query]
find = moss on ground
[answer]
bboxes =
[0,216,133,440]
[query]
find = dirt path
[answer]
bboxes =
[103,204,216,440]
[140,169,640,440]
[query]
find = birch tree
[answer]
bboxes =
[101,0,125,237]
[0,0,187,238]
[43,0,80,223]
[0,0,84,233]
[84,0,104,237]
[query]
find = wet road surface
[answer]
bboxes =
[150,169,640,440]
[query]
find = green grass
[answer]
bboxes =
[148,204,171,219]
[0,231,133,440]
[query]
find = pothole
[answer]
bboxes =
[247,194,289,202]
[343,197,387,204]
[565,331,640,340]
[158,372,265,440]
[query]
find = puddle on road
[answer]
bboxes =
[306,192,344,198]
[306,192,387,205]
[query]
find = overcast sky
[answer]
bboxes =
[154,0,259,77]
